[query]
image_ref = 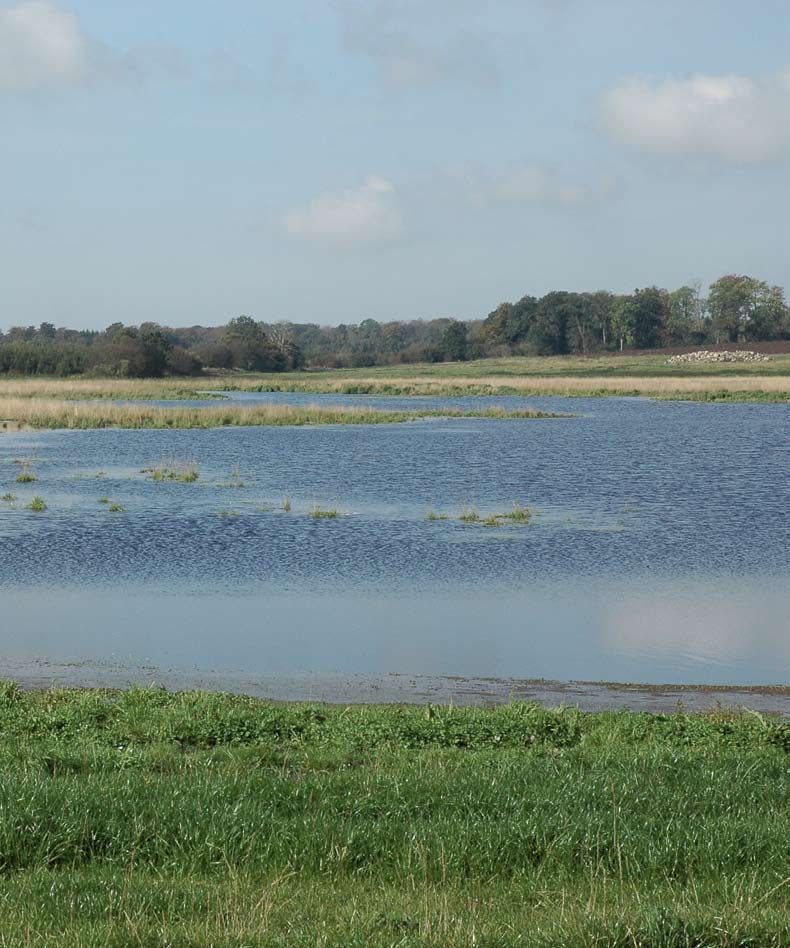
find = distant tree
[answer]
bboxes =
[629,287,667,349]
[610,296,635,351]
[564,294,597,355]
[708,275,785,342]
[529,292,575,355]
[440,320,469,361]
[483,297,537,351]
[582,291,615,350]
[223,316,282,370]
[166,346,202,376]
[666,285,702,346]
[195,342,233,369]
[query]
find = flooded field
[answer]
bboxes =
[2,393,789,701]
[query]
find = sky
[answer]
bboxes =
[1,0,789,331]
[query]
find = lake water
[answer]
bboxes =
[1,393,789,696]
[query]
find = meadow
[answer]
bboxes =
[0,685,786,946]
[2,351,790,405]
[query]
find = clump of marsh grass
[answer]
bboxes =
[98,496,110,504]
[310,506,339,519]
[26,496,47,512]
[2,493,16,502]
[144,460,199,483]
[499,504,532,524]
[458,503,534,528]
[258,497,293,513]
[216,508,240,517]
[459,505,480,523]
[15,464,37,484]
[108,502,126,512]
[426,511,449,521]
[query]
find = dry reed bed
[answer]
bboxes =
[0,397,553,430]
[289,374,790,397]
[0,377,207,399]
[4,371,790,402]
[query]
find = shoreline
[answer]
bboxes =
[4,661,789,714]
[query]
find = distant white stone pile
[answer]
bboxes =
[666,350,770,365]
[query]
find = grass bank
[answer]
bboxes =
[0,684,786,945]
[3,351,790,402]
[0,397,555,431]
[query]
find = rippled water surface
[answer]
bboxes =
[1,393,789,687]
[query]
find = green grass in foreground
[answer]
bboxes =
[0,684,786,946]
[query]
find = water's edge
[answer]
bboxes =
[5,660,789,716]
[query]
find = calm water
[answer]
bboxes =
[1,393,789,688]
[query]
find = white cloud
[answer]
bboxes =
[444,160,617,208]
[600,70,790,164]
[0,0,90,93]
[283,176,404,245]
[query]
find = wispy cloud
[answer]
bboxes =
[443,160,618,208]
[0,0,192,96]
[336,0,500,91]
[283,175,404,245]
[600,69,790,165]
[0,0,91,93]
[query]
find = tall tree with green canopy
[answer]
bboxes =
[529,292,574,355]
[440,320,469,361]
[610,296,635,351]
[628,287,667,349]
[667,285,703,345]
[708,275,785,342]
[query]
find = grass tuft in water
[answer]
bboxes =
[144,460,199,482]
[108,502,126,512]
[15,467,37,484]
[97,496,110,504]
[499,503,532,523]
[1,493,16,502]
[459,505,481,523]
[426,511,449,521]
[26,496,47,511]
[310,506,340,519]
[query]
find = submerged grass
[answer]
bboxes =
[0,397,557,430]
[0,685,786,944]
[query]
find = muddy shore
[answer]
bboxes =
[3,659,788,715]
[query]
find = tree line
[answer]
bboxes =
[1,274,788,377]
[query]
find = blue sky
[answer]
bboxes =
[1,0,789,330]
